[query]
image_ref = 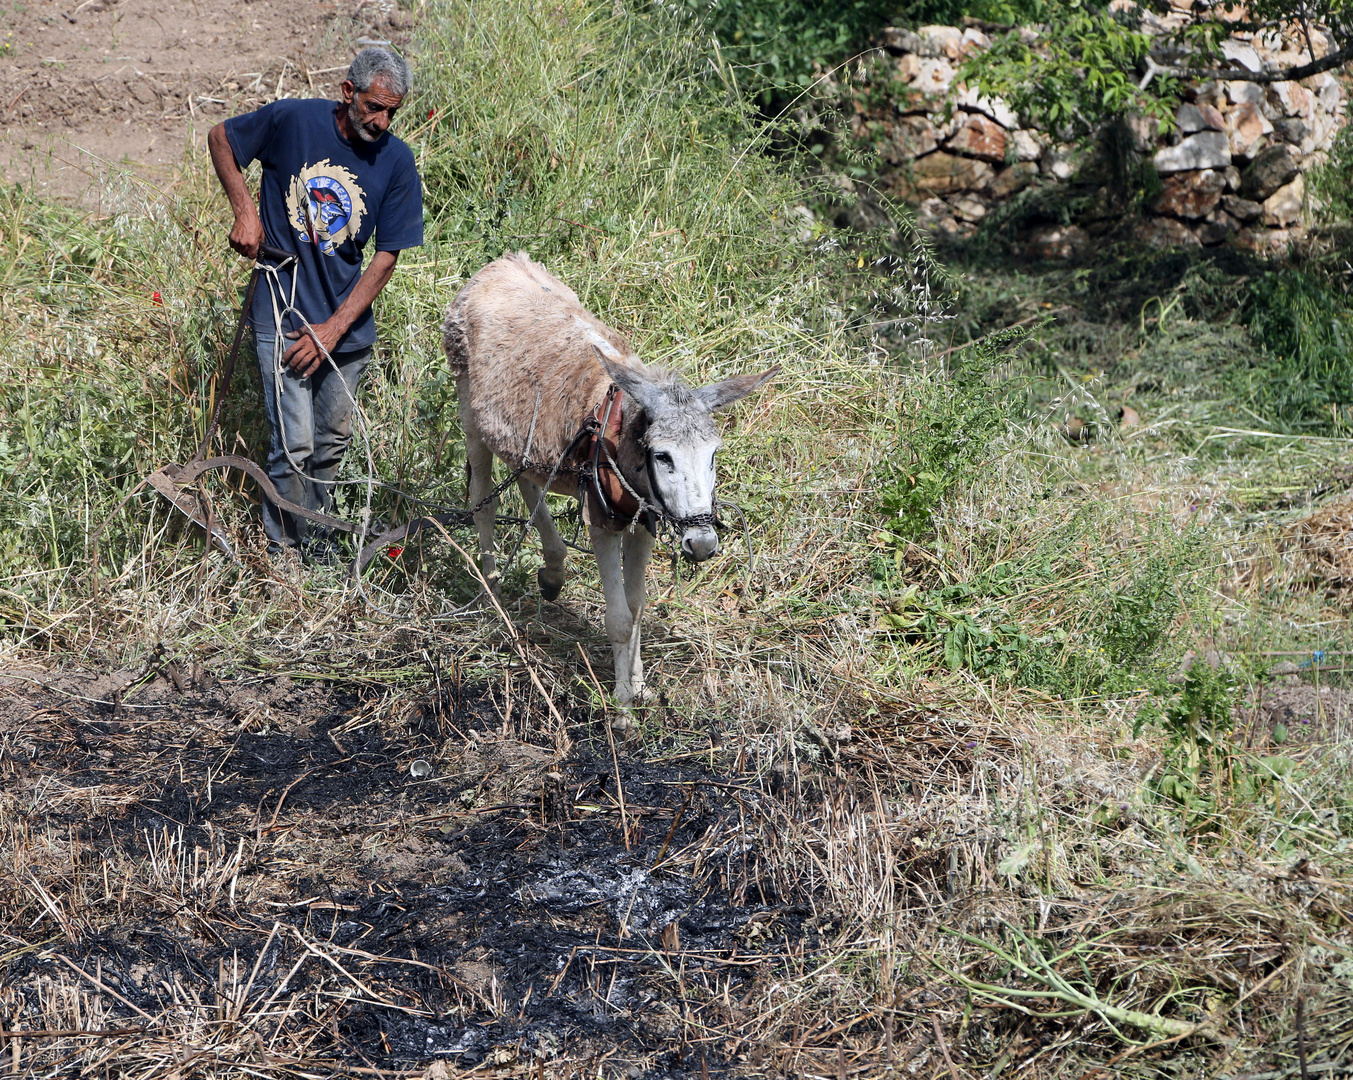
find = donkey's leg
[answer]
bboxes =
[516,475,567,602]
[458,378,499,591]
[591,526,640,707]
[620,527,657,701]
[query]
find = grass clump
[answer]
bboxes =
[1237,269,1353,435]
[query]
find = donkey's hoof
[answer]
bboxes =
[609,711,636,735]
[537,567,564,602]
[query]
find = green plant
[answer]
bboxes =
[676,0,904,103]
[874,330,1025,547]
[956,0,1180,139]
[1309,123,1353,225]
[1134,662,1240,826]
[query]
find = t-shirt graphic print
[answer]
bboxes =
[288,160,368,256]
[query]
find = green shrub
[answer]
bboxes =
[676,0,904,103]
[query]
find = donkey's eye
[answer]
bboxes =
[654,451,674,469]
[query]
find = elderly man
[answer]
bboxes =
[207,47,423,561]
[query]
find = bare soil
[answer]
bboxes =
[0,0,414,205]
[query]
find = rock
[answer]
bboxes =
[1235,225,1292,253]
[1177,103,1224,133]
[1024,223,1089,258]
[1119,404,1140,429]
[959,27,991,54]
[1011,130,1043,161]
[1042,146,1076,180]
[1154,130,1231,173]
[1273,117,1308,145]
[1136,217,1202,247]
[1124,114,1159,152]
[1222,193,1263,221]
[1196,81,1226,109]
[916,197,958,232]
[1196,208,1237,244]
[914,58,956,93]
[1153,169,1225,218]
[1220,40,1264,72]
[1227,101,1273,159]
[991,161,1039,198]
[949,193,988,221]
[881,115,939,163]
[955,86,1020,128]
[916,25,964,58]
[946,112,1008,162]
[880,27,922,54]
[1226,81,1266,108]
[1241,143,1301,200]
[894,53,921,82]
[1223,165,1241,191]
[1272,81,1312,120]
[901,151,994,197]
[1314,73,1342,113]
[1261,174,1304,226]
[1177,103,1208,133]
[1197,103,1226,131]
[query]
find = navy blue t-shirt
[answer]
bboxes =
[224,97,423,352]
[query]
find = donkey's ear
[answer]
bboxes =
[595,349,670,415]
[694,365,780,412]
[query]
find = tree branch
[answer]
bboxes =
[1143,40,1353,84]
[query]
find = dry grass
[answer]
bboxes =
[1283,497,1353,591]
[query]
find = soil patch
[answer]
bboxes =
[0,0,414,204]
[0,668,817,1075]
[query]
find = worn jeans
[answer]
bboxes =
[254,330,373,552]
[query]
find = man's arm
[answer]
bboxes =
[208,122,265,259]
[283,250,400,377]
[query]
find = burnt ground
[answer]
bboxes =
[0,0,413,204]
[0,666,838,1077]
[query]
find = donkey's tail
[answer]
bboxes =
[441,302,470,379]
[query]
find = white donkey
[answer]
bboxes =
[442,252,776,706]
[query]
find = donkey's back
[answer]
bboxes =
[442,252,637,474]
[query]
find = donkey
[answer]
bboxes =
[442,252,777,708]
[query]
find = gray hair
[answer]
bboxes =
[348,46,412,96]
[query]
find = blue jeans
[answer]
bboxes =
[254,330,373,551]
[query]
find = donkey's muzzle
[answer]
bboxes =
[681,527,719,562]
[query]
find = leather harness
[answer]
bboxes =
[577,386,657,535]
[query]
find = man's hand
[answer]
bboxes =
[277,250,400,377]
[283,320,343,378]
[228,212,266,259]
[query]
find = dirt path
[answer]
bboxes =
[0,0,414,205]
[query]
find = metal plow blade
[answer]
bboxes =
[145,466,237,559]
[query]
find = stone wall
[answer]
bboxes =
[858,12,1347,253]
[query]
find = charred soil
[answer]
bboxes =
[0,669,829,1075]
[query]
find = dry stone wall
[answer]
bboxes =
[861,10,1347,253]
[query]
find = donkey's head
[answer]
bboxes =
[599,356,778,562]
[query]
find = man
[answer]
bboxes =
[208,47,423,561]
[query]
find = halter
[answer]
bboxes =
[576,386,719,537]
